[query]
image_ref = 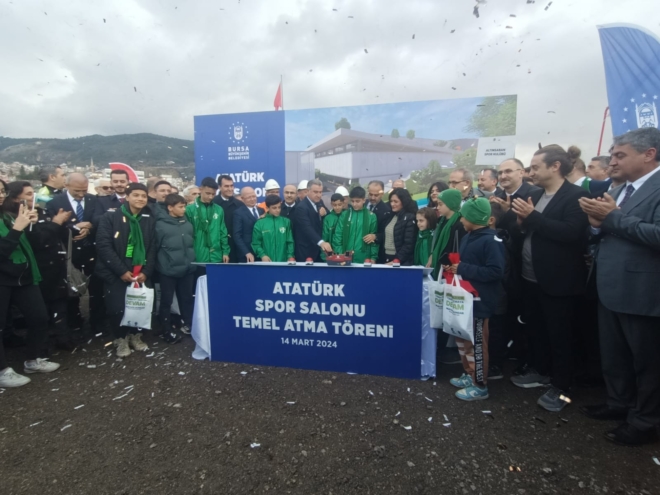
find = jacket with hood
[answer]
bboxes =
[251,214,294,262]
[185,198,230,263]
[455,227,506,319]
[155,212,196,278]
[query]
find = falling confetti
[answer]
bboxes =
[450,29,455,34]
[364,48,368,54]
[412,34,415,39]
[545,1,553,10]
[473,6,479,18]
[134,86,137,92]
[506,26,513,29]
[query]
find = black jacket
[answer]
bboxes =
[30,209,69,301]
[495,181,542,234]
[512,180,590,297]
[456,227,506,319]
[368,200,392,230]
[92,194,127,225]
[376,211,418,266]
[46,192,99,274]
[0,213,63,288]
[94,206,157,285]
[155,213,196,278]
[233,204,264,261]
[214,195,241,262]
[589,178,612,198]
[281,202,296,219]
[292,198,324,261]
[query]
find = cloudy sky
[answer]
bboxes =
[0,0,653,163]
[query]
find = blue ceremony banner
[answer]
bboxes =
[206,264,424,379]
[194,111,285,199]
[598,24,660,136]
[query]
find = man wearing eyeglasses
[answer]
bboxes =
[448,168,484,204]
[94,178,113,197]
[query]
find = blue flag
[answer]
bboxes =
[598,24,660,136]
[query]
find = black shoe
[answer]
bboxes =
[604,423,659,446]
[439,348,461,365]
[488,365,504,380]
[513,362,529,376]
[579,404,628,421]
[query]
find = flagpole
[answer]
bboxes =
[281,75,284,110]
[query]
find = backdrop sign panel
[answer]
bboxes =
[206,264,423,379]
[194,111,285,199]
[475,136,516,166]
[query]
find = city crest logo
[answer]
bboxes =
[228,121,250,161]
[623,94,659,131]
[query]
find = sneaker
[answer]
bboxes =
[128,333,149,352]
[537,386,570,412]
[24,358,60,374]
[455,384,489,401]
[488,365,504,380]
[160,329,183,344]
[450,373,473,388]
[115,337,131,358]
[439,347,462,365]
[180,325,191,335]
[513,362,530,376]
[510,368,550,388]
[0,367,31,387]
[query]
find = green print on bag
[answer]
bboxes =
[126,293,148,308]
[434,290,444,306]
[444,293,465,313]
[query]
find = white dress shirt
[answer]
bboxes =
[616,165,660,206]
[67,191,84,215]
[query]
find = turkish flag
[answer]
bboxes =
[274,82,282,110]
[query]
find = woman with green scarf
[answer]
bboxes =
[414,207,437,266]
[95,183,157,358]
[0,186,61,388]
[430,189,467,280]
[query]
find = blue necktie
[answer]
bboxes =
[252,207,259,219]
[75,200,84,221]
[619,184,635,207]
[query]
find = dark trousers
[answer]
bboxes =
[599,303,660,431]
[488,313,508,368]
[0,285,49,368]
[523,280,577,391]
[44,297,71,344]
[572,296,601,380]
[158,272,194,331]
[88,274,106,328]
[104,280,145,340]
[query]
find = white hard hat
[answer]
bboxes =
[265,179,280,190]
[297,180,308,190]
[335,186,349,196]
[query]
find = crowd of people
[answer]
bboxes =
[0,126,658,447]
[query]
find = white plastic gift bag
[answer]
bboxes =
[441,275,474,343]
[428,276,446,329]
[120,284,155,329]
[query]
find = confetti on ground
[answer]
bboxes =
[509,466,522,472]
[560,417,569,423]
[428,417,432,422]
[443,423,451,427]
[369,390,374,396]
[443,414,449,422]
[424,397,432,402]
[87,365,96,369]
[178,372,186,376]
[402,425,412,431]
[113,393,129,401]
[395,411,400,417]
[240,371,247,375]
[104,342,113,347]
[146,352,155,357]
[74,405,84,410]
[653,457,660,466]
[29,422,42,427]
[482,410,492,414]
[286,401,296,405]
[534,417,547,424]
[250,443,261,448]
[95,333,102,337]
[61,424,72,431]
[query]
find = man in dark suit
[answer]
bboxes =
[477,168,504,198]
[292,179,333,262]
[579,128,660,446]
[233,187,264,263]
[490,158,541,233]
[366,180,391,226]
[281,184,298,219]
[508,146,589,412]
[46,173,100,340]
[213,175,241,262]
[93,169,130,225]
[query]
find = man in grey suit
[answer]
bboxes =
[578,127,660,446]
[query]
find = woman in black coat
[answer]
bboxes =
[377,188,419,266]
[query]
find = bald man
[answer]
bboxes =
[233,187,265,262]
[392,179,405,189]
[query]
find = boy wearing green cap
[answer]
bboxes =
[444,197,505,401]
[251,195,294,262]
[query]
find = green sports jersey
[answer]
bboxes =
[251,214,294,262]
[332,208,378,263]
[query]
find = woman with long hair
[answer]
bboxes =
[0,182,66,387]
[426,181,449,210]
[377,188,418,266]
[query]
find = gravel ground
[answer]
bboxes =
[1,334,659,495]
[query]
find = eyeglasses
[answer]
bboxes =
[100,186,113,191]
[447,180,467,186]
